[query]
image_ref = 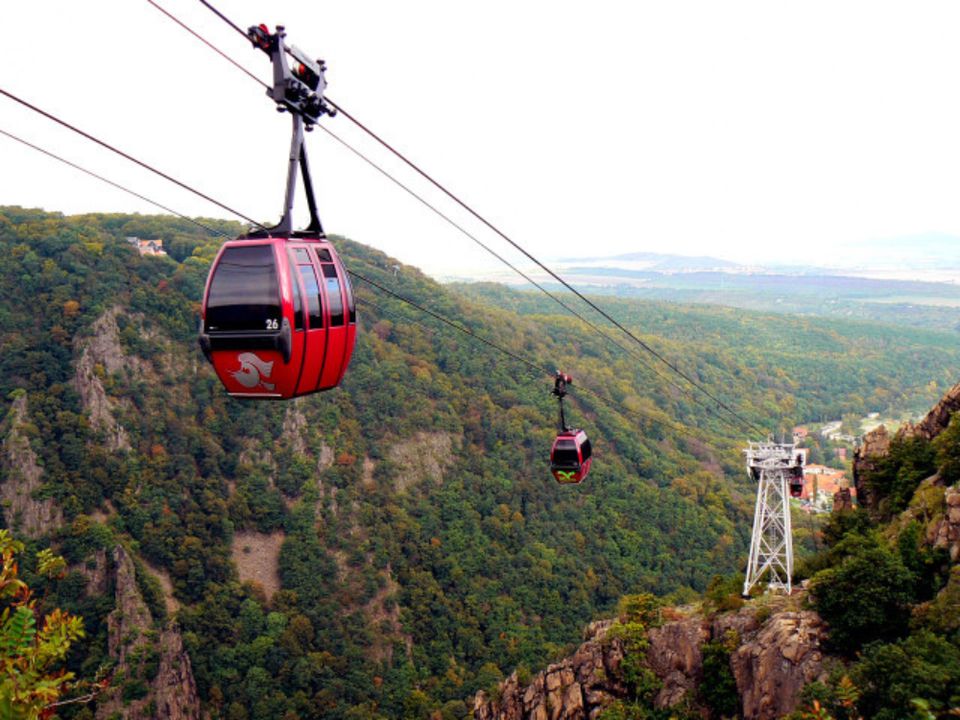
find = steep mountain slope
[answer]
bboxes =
[476,381,960,720]
[2,206,959,717]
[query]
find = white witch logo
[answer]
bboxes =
[230,352,276,391]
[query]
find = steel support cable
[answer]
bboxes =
[349,269,551,378]
[0,127,232,240]
[149,0,657,380]
[315,123,696,397]
[355,294,701,443]
[63,0,748,442]
[0,87,266,230]
[188,0,766,437]
[197,0,249,40]
[147,0,715,425]
[145,0,269,91]
[354,294,540,384]
[326,99,767,438]
[352,272,703,441]
[5,126,711,449]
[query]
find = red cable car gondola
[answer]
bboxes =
[549,372,593,484]
[199,24,356,399]
[788,465,804,498]
[200,237,356,398]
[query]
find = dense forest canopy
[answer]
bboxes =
[1,206,959,718]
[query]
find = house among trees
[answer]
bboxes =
[802,463,855,511]
[125,236,167,256]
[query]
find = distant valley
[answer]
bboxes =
[443,249,960,332]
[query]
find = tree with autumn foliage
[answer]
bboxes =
[0,530,88,719]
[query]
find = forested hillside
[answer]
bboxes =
[474,384,960,720]
[2,206,959,718]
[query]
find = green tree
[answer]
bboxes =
[933,413,960,485]
[699,630,739,719]
[0,530,90,718]
[862,437,936,517]
[852,631,960,720]
[810,533,914,655]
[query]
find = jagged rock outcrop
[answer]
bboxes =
[283,402,310,456]
[901,380,960,442]
[364,562,411,664]
[646,615,709,708]
[931,485,960,562]
[96,546,200,720]
[473,620,626,720]
[388,432,460,491]
[854,380,960,510]
[853,424,892,511]
[0,393,62,537]
[78,548,110,597]
[73,307,137,451]
[833,487,854,512]
[474,604,828,720]
[729,610,827,720]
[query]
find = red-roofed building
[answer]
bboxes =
[126,236,167,257]
[802,463,855,511]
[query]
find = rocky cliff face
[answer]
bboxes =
[930,485,960,563]
[854,380,960,510]
[901,380,960,442]
[646,615,709,707]
[0,393,62,537]
[473,620,627,720]
[852,424,892,512]
[73,306,143,452]
[95,546,200,720]
[473,600,828,720]
[725,609,827,720]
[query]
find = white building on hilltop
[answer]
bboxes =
[126,236,167,257]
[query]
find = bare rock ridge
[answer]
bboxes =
[388,431,461,492]
[902,379,960,442]
[95,546,201,720]
[724,609,826,720]
[73,306,135,452]
[479,380,960,720]
[934,487,960,563]
[473,620,627,720]
[473,602,827,720]
[854,379,960,510]
[0,393,62,537]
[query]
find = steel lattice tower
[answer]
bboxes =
[742,442,802,596]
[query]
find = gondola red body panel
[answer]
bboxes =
[550,429,592,484]
[199,237,356,399]
[788,466,805,498]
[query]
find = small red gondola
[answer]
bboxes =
[550,429,593,484]
[199,237,356,398]
[548,371,593,484]
[788,466,804,498]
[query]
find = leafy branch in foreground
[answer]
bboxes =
[0,529,103,719]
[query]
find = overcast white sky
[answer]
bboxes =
[2,1,960,276]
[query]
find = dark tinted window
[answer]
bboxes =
[552,440,579,467]
[316,248,332,262]
[288,251,305,331]
[580,438,592,461]
[298,265,323,329]
[205,245,280,333]
[323,264,344,326]
[339,260,356,323]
